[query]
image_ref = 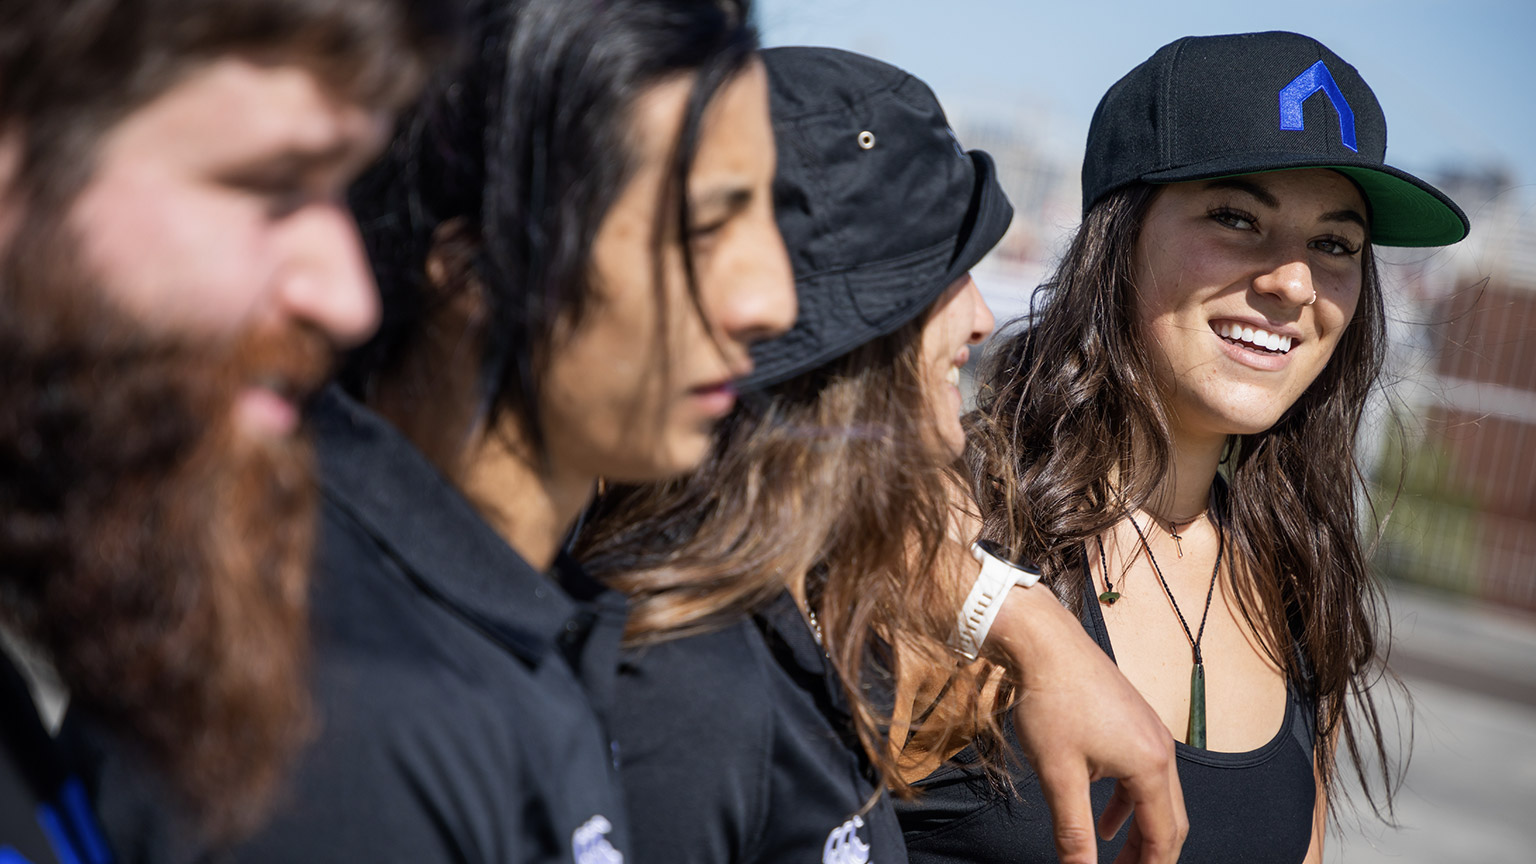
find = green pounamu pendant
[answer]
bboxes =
[1098,590,1121,605]
[1187,662,1207,749]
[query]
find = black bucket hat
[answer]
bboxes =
[743,46,1014,390]
[1082,31,1469,247]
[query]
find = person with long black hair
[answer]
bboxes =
[898,30,1470,864]
[219,1,795,861]
[577,46,1186,864]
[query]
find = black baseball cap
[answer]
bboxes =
[743,46,1013,390]
[1082,31,1469,247]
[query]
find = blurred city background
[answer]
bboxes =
[758,1,1536,860]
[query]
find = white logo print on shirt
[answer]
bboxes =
[822,814,871,864]
[572,814,623,864]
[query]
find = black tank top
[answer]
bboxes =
[897,551,1318,863]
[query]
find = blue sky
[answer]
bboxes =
[758,0,1536,191]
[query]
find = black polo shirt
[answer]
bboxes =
[227,387,631,863]
[613,592,906,864]
[1,650,113,864]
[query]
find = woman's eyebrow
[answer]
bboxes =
[691,184,752,211]
[1201,177,1278,208]
[1320,208,1368,229]
[1203,177,1366,229]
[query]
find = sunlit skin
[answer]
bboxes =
[66,59,392,441]
[918,273,995,459]
[463,59,796,570]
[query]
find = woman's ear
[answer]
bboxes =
[368,216,490,480]
[425,216,486,312]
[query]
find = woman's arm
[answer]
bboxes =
[897,493,1186,864]
[989,586,1187,864]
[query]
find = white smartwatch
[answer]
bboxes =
[948,540,1044,663]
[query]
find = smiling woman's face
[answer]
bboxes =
[918,273,994,459]
[1132,168,1367,444]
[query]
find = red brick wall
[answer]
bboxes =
[1413,277,1536,610]
[1435,283,1536,392]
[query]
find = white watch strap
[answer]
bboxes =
[949,541,1044,663]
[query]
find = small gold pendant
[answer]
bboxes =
[1170,530,1184,558]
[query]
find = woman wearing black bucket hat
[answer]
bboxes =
[574,45,1007,863]
[577,45,1188,864]
[896,30,1469,864]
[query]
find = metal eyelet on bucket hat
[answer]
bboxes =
[857,130,876,149]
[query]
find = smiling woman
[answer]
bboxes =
[901,30,1471,864]
[1134,169,1367,442]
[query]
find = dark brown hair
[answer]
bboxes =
[967,181,1403,818]
[0,0,453,213]
[577,318,1002,796]
[344,0,758,463]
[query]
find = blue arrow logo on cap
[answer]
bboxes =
[1278,61,1357,152]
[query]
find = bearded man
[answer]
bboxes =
[0,1,454,859]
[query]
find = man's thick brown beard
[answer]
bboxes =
[0,218,323,841]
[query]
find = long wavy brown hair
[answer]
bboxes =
[577,318,1005,795]
[966,182,1404,818]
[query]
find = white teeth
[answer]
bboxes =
[1218,322,1293,354]
[945,366,961,387]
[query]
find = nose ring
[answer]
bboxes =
[1303,289,1317,307]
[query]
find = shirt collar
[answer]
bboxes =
[310,385,577,665]
[755,592,851,718]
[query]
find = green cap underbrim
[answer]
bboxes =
[1331,166,1469,247]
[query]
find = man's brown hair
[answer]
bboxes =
[0,0,456,212]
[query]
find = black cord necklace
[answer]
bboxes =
[1124,510,1224,750]
[1096,535,1122,604]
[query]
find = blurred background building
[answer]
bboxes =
[760,1,1536,860]
[1373,172,1536,611]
